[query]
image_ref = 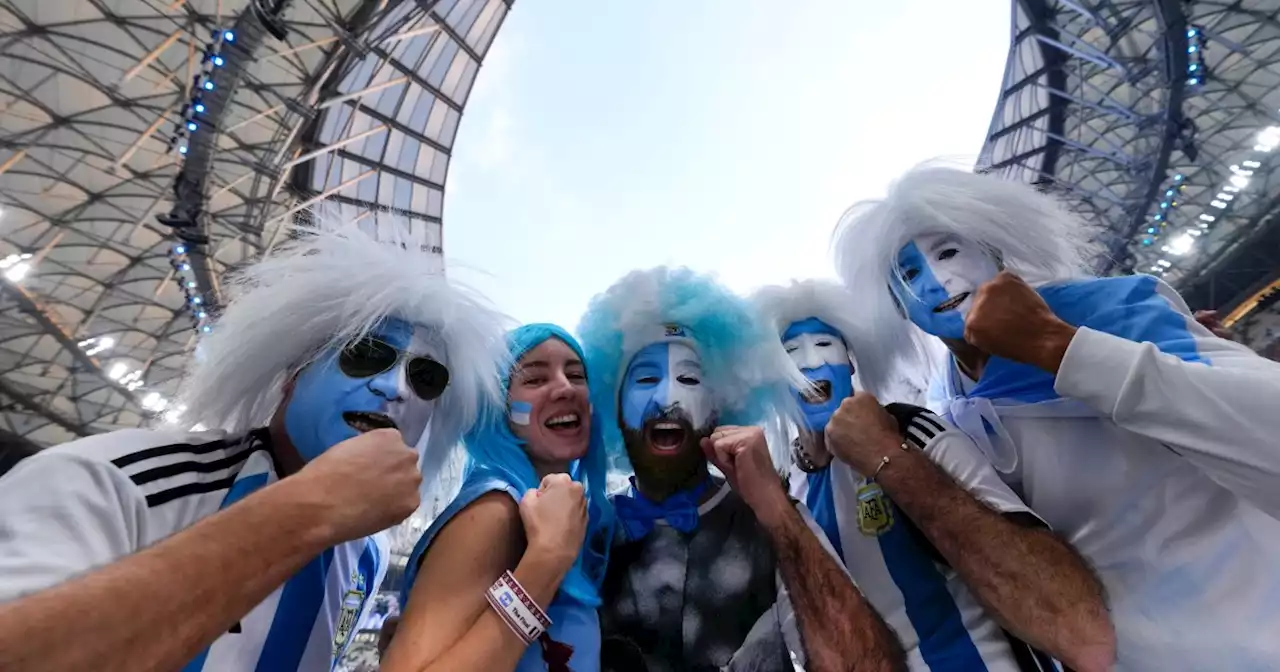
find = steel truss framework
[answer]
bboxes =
[0,0,512,446]
[982,0,1280,318]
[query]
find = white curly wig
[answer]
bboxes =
[576,266,809,471]
[751,279,879,389]
[832,164,1102,398]
[179,221,511,483]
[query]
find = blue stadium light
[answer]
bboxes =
[191,296,203,305]
[174,245,186,255]
[1148,228,1156,234]
[180,263,191,271]
[186,280,196,288]
[198,311,208,319]
[203,80,214,91]
[187,121,197,132]
[213,55,224,67]
[1187,77,1200,86]
[1175,173,1184,181]
[194,102,206,113]
[1189,64,1198,72]
[1155,214,1163,221]
[201,325,212,333]
[224,30,235,42]
[1188,45,1198,53]
[178,145,188,155]
[1187,28,1197,38]
[1160,201,1169,208]
[1165,189,1174,196]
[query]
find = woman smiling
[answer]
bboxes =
[381,323,614,672]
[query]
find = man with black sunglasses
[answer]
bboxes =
[0,224,508,672]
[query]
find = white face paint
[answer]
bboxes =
[893,232,1002,338]
[385,326,442,448]
[782,332,850,371]
[620,341,713,432]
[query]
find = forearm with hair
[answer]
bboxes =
[757,496,906,672]
[0,477,339,672]
[878,449,1115,672]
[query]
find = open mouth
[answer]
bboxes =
[343,411,397,433]
[544,412,582,433]
[800,380,832,404]
[933,292,970,313]
[646,421,687,452]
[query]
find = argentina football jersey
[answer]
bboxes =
[790,408,1058,672]
[0,427,389,672]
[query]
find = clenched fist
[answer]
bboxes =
[519,473,588,573]
[298,428,422,543]
[964,271,1077,373]
[701,426,788,516]
[823,392,902,476]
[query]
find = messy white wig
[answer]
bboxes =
[576,266,809,471]
[832,164,1102,397]
[751,279,884,393]
[180,221,511,484]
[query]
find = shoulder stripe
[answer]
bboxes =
[913,412,947,434]
[129,446,257,487]
[145,475,240,507]
[1004,629,1059,671]
[111,437,234,470]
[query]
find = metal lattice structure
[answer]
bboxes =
[981,0,1280,323]
[0,0,513,446]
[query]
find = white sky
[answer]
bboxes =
[443,0,1013,333]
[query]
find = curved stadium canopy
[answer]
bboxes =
[0,0,512,446]
[981,0,1280,327]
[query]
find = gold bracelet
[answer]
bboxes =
[870,441,911,481]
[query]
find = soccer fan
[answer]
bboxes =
[0,224,508,672]
[753,278,1112,671]
[835,164,1280,669]
[577,266,904,672]
[383,323,614,672]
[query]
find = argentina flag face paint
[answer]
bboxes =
[620,341,712,451]
[892,232,1001,339]
[284,317,440,463]
[782,318,853,432]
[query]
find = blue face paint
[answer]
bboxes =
[782,318,854,432]
[284,317,439,463]
[620,341,712,432]
[891,233,1000,339]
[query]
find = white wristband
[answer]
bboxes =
[485,570,552,645]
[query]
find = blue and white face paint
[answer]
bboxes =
[284,317,439,463]
[620,341,712,436]
[509,401,533,426]
[783,318,853,432]
[892,232,1001,339]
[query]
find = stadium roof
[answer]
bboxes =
[0,0,512,445]
[981,0,1280,317]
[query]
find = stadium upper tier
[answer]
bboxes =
[981,0,1280,321]
[0,0,513,445]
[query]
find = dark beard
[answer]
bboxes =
[620,411,712,501]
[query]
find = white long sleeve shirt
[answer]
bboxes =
[932,274,1280,671]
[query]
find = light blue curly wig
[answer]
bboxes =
[461,323,615,607]
[575,267,808,472]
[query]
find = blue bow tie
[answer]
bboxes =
[613,478,711,541]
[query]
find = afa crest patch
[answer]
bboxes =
[663,324,686,338]
[856,481,894,536]
[333,569,368,655]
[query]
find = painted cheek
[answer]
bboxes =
[510,401,533,426]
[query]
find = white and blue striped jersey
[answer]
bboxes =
[0,427,389,672]
[790,408,1057,672]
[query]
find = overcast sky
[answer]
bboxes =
[442,0,1013,333]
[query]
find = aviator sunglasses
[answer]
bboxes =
[337,337,450,401]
